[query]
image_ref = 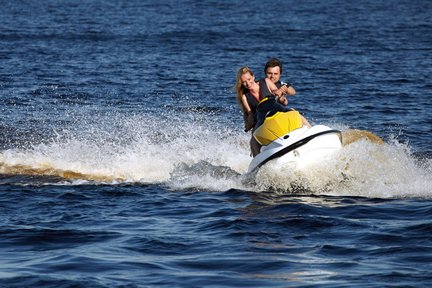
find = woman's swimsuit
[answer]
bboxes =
[244,79,274,126]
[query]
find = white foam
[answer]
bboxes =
[0,113,431,198]
[254,137,432,198]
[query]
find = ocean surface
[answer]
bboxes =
[1,0,431,287]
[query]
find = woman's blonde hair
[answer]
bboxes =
[235,66,254,111]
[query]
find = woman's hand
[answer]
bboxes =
[277,95,288,105]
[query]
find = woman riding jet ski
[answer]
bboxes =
[248,96,342,174]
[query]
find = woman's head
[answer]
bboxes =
[236,66,254,98]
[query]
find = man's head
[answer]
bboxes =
[264,58,283,84]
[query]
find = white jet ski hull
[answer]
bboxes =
[247,125,342,174]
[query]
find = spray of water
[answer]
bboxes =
[254,136,431,198]
[0,111,430,198]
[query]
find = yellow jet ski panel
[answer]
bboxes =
[253,111,303,146]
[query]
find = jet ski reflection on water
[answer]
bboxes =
[247,98,342,174]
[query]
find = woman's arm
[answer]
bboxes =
[266,78,286,97]
[240,94,251,113]
[267,78,296,97]
[241,94,255,131]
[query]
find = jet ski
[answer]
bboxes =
[247,109,342,174]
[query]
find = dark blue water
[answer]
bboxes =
[1,0,431,287]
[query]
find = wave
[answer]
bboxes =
[0,112,249,186]
[0,112,431,198]
[253,135,432,199]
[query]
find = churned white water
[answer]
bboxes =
[1,112,430,199]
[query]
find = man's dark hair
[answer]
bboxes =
[264,58,283,74]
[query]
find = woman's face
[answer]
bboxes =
[240,72,255,89]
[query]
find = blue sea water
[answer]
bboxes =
[0,0,431,287]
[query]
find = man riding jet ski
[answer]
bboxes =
[248,96,342,174]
